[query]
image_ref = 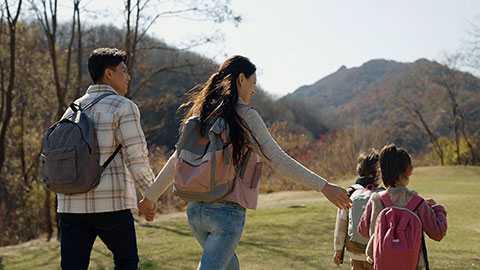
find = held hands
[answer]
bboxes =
[321,182,352,211]
[138,197,157,221]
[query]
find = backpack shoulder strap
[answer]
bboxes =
[236,103,251,118]
[348,184,364,196]
[378,191,394,208]
[67,93,115,118]
[79,92,121,169]
[350,184,364,190]
[101,144,122,168]
[405,194,424,212]
[81,93,114,111]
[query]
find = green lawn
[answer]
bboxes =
[0,166,479,269]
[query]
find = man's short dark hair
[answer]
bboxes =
[88,48,127,83]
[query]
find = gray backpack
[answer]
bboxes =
[348,184,383,245]
[41,93,122,194]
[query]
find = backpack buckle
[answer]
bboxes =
[69,103,81,112]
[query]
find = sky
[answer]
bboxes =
[58,0,480,98]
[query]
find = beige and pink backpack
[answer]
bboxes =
[173,104,258,202]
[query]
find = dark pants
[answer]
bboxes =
[59,209,139,270]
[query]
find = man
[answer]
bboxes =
[57,48,156,269]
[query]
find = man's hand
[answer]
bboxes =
[138,197,156,221]
[321,182,352,211]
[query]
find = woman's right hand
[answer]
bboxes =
[321,182,352,211]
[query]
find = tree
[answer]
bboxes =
[30,0,77,119]
[0,0,22,175]
[435,57,462,165]
[74,0,82,98]
[29,0,82,241]
[394,62,446,165]
[122,0,241,99]
[437,54,478,165]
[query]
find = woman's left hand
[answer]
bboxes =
[321,182,352,211]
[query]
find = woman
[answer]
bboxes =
[139,55,352,270]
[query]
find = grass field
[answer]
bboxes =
[0,166,479,269]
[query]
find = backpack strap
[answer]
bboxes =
[236,103,250,118]
[405,194,423,212]
[405,194,428,269]
[73,92,122,168]
[81,93,114,111]
[378,191,394,208]
[101,144,122,168]
[350,184,364,190]
[422,234,430,270]
[347,184,364,197]
[67,93,115,118]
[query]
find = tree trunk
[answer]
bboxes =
[446,88,461,165]
[414,109,445,165]
[0,0,22,174]
[459,112,476,165]
[75,0,82,98]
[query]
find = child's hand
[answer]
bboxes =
[425,198,436,206]
[333,250,343,266]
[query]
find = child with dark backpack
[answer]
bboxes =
[358,144,448,270]
[333,149,383,270]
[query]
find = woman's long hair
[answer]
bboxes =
[178,55,266,166]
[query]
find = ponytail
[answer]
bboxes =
[379,144,412,187]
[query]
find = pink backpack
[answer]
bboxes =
[373,191,423,270]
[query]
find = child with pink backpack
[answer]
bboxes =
[358,144,447,270]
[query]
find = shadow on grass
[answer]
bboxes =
[0,256,4,270]
[140,224,192,237]
[239,240,319,268]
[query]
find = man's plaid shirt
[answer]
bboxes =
[57,85,154,213]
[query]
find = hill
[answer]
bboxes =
[0,166,478,269]
[281,59,480,150]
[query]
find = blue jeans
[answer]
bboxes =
[59,209,139,270]
[187,201,246,270]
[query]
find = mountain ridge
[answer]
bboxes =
[279,58,480,149]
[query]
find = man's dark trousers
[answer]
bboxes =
[59,209,139,270]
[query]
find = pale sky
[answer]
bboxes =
[58,0,480,97]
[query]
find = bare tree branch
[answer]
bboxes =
[129,61,197,98]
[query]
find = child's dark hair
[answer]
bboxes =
[88,48,127,83]
[356,149,379,177]
[379,143,412,188]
